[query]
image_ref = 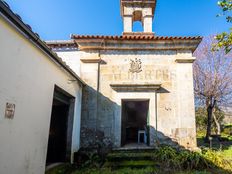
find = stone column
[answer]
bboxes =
[175,51,197,149]
[143,15,153,33]
[123,15,133,33]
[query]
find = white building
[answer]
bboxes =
[0,1,84,174]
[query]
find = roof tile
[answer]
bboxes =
[71,35,202,41]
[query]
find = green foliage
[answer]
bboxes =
[81,151,102,168]
[221,146,232,161]
[218,0,232,20]
[72,167,156,174]
[46,164,76,174]
[75,128,113,169]
[215,31,232,53]
[215,0,232,53]
[152,145,232,172]
[153,146,207,171]
[202,148,232,171]
[195,107,225,135]
[195,107,207,132]
[47,146,232,174]
[175,171,210,174]
[222,124,232,135]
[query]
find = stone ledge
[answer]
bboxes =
[110,83,161,92]
[123,32,155,36]
[81,58,101,63]
[175,58,196,63]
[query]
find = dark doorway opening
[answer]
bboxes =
[46,86,75,165]
[121,100,149,146]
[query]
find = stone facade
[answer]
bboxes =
[47,0,202,150]
[50,37,201,150]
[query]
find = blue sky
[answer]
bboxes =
[4,0,231,40]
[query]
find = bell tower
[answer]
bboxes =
[120,0,157,35]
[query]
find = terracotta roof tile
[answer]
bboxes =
[46,40,78,49]
[71,35,202,41]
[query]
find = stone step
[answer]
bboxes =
[104,160,157,169]
[112,148,156,153]
[105,149,158,169]
[107,151,155,161]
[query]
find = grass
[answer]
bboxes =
[46,131,232,174]
[46,164,76,174]
[72,167,156,174]
[46,166,158,174]
[46,147,232,174]
[46,166,224,174]
[221,146,232,161]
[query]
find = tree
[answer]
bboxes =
[195,107,225,135]
[215,0,232,53]
[212,107,225,135]
[193,36,232,142]
[195,107,208,133]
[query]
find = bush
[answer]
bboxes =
[152,145,232,172]
[202,148,232,171]
[222,124,232,135]
[195,107,208,132]
[195,107,225,135]
[75,128,112,168]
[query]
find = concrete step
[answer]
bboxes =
[105,149,158,169]
[104,160,157,169]
[107,151,155,161]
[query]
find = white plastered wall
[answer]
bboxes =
[0,16,82,174]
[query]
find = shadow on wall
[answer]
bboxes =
[76,85,232,173]
[79,84,195,149]
[80,84,120,148]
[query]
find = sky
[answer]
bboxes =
[4,0,231,41]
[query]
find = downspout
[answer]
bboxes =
[155,91,159,145]
[96,39,105,131]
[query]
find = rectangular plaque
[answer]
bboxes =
[5,103,15,119]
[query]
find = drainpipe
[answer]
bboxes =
[96,40,105,131]
[155,91,159,145]
[96,53,101,131]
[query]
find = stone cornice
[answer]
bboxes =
[120,0,157,16]
[175,58,196,63]
[123,32,154,36]
[73,38,202,52]
[110,83,161,92]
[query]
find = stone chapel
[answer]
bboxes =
[47,0,202,149]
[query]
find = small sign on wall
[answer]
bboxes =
[5,103,15,119]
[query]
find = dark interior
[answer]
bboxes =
[121,100,149,146]
[46,93,70,164]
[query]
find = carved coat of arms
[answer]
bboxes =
[129,58,142,73]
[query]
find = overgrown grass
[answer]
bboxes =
[46,166,225,174]
[220,146,232,161]
[47,127,232,174]
[46,164,76,174]
[46,146,232,174]
[72,167,156,174]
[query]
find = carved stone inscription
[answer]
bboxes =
[107,65,173,82]
[129,58,142,73]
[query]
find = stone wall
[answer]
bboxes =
[57,49,197,149]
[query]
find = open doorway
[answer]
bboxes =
[46,86,75,165]
[121,100,149,147]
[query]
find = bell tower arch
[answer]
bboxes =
[120,0,157,35]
